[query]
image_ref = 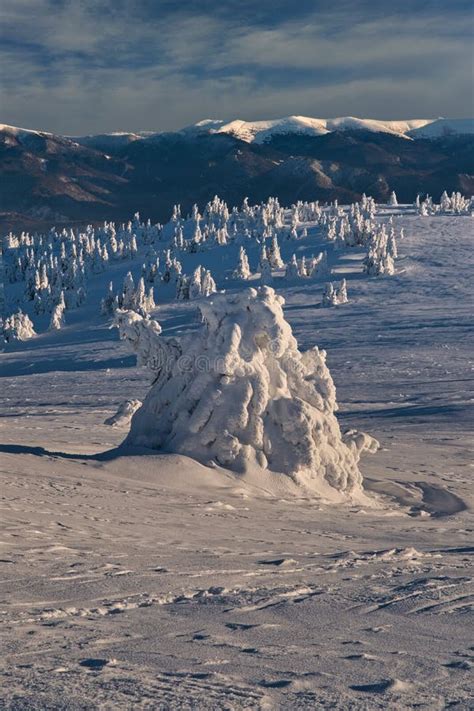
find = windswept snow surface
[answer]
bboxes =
[1,211,473,709]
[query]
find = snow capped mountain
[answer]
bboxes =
[0,123,51,136]
[2,116,473,149]
[1,116,473,231]
[206,115,434,143]
[67,115,474,146]
[70,131,160,151]
[408,118,474,138]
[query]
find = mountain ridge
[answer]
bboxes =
[2,115,474,148]
[1,118,473,231]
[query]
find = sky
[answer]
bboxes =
[1,0,473,134]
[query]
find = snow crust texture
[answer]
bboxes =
[118,287,366,497]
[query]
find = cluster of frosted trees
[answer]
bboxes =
[1,311,36,341]
[101,273,155,317]
[176,266,217,301]
[318,196,379,249]
[232,240,330,285]
[0,193,392,342]
[363,218,399,276]
[416,191,473,216]
[322,279,348,307]
[4,229,90,316]
[283,251,330,281]
[4,189,472,342]
[312,196,404,278]
[2,219,145,331]
[162,196,321,257]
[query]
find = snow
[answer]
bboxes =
[0,123,53,137]
[208,116,434,143]
[71,132,149,149]
[104,398,142,427]
[0,205,473,709]
[408,118,474,138]
[3,117,474,150]
[116,287,374,499]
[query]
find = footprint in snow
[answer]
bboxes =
[79,658,113,671]
[350,678,412,694]
[258,558,296,567]
[259,679,292,689]
[443,660,472,670]
[225,622,259,631]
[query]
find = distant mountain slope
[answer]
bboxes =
[1,118,473,231]
[71,115,474,145]
[206,116,433,143]
[408,118,474,139]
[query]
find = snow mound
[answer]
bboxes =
[117,287,375,499]
[104,399,142,427]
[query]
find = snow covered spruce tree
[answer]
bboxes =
[388,190,398,207]
[285,254,300,280]
[233,247,251,280]
[101,281,117,316]
[49,292,66,330]
[115,287,376,499]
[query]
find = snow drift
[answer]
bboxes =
[115,288,376,498]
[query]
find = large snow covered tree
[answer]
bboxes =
[115,287,376,499]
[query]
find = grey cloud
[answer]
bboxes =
[0,0,472,132]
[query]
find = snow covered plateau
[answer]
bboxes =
[0,195,473,710]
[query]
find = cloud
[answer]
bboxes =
[0,0,472,132]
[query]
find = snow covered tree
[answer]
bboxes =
[364,226,396,277]
[233,246,251,280]
[336,279,348,304]
[49,298,65,330]
[387,229,398,259]
[101,281,116,316]
[201,269,217,297]
[298,255,308,278]
[189,267,204,300]
[176,275,190,301]
[116,287,376,498]
[285,254,300,280]
[260,257,273,285]
[388,190,398,207]
[440,191,450,212]
[322,283,338,307]
[76,286,87,307]
[121,272,135,308]
[145,286,155,312]
[267,235,284,269]
[310,251,330,280]
[133,277,146,312]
